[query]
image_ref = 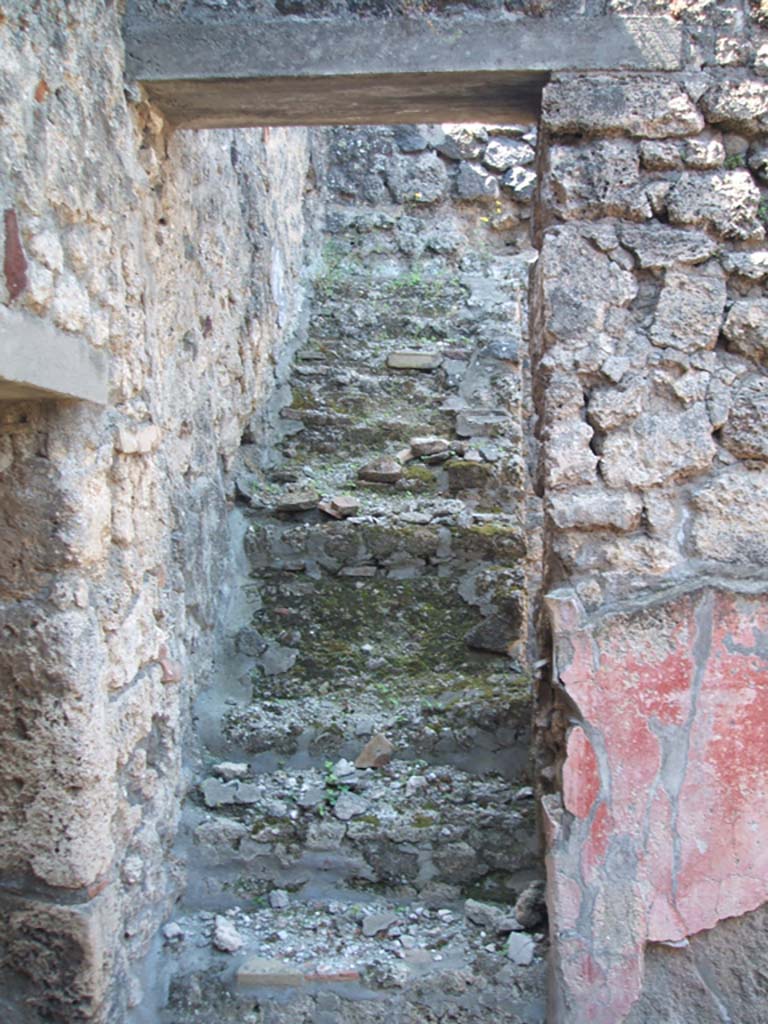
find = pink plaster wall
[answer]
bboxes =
[545,586,768,1023]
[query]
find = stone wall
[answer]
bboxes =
[534,4,768,1020]
[0,4,320,1021]
[3,1,768,1022]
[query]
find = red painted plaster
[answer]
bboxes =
[3,208,28,301]
[563,726,601,819]
[547,587,768,1023]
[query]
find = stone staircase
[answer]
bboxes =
[157,188,546,1022]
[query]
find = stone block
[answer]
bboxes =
[701,79,768,135]
[455,161,499,201]
[0,889,118,1023]
[538,224,637,347]
[619,223,716,269]
[600,404,715,490]
[387,350,442,370]
[547,487,642,532]
[690,467,768,566]
[501,165,537,200]
[357,456,402,483]
[506,931,535,966]
[483,137,534,171]
[544,420,598,491]
[543,75,703,137]
[387,151,449,204]
[667,170,762,240]
[436,124,487,161]
[650,263,727,353]
[0,305,107,403]
[236,957,305,988]
[116,423,161,454]
[546,140,650,221]
[639,139,682,170]
[723,298,768,363]
[721,250,768,280]
[720,374,768,460]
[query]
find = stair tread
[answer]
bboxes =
[161,895,547,1023]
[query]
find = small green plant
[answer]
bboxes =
[724,153,746,170]
[320,759,349,810]
[758,199,768,226]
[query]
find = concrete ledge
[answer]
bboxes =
[0,308,107,404]
[124,16,682,129]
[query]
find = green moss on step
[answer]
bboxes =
[411,814,439,829]
[403,464,437,489]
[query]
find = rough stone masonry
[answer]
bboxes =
[1,1,768,1022]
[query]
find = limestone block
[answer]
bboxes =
[554,531,679,578]
[547,140,650,220]
[387,351,442,369]
[720,250,768,280]
[0,603,115,890]
[650,263,727,353]
[720,374,768,460]
[639,140,682,170]
[701,79,768,135]
[538,224,637,347]
[587,377,647,432]
[543,75,704,137]
[599,403,715,489]
[236,957,305,988]
[619,223,717,269]
[24,261,54,313]
[547,487,642,531]
[682,137,725,170]
[722,298,768,363]
[667,170,762,240]
[52,272,91,333]
[690,467,768,565]
[115,423,161,455]
[28,229,64,272]
[1,887,119,1023]
[544,420,598,491]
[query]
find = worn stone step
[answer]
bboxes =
[244,510,526,574]
[228,568,526,707]
[222,676,531,777]
[250,454,525,511]
[188,758,539,906]
[280,420,457,460]
[160,892,547,1023]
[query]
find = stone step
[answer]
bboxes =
[307,311,490,346]
[243,509,526,574]
[221,675,531,777]
[279,420,458,461]
[228,568,526,706]
[188,758,539,905]
[160,891,547,1023]
[251,452,524,507]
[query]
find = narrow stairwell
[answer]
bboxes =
[158,125,547,1024]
